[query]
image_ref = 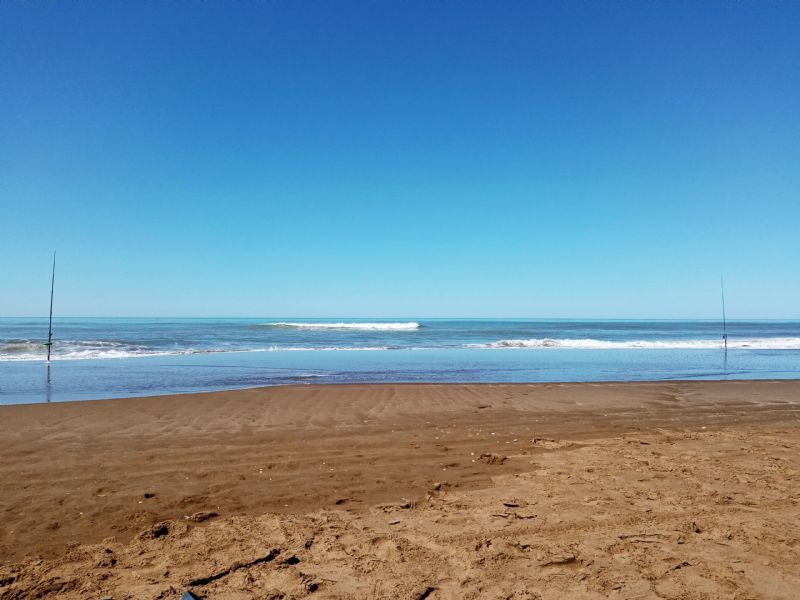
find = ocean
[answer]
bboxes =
[1,318,799,404]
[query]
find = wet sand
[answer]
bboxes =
[1,380,799,599]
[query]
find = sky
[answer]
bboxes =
[1,1,798,318]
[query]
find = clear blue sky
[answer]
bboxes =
[1,1,798,318]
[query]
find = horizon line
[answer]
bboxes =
[2,315,800,321]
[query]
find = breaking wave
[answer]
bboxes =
[266,322,420,331]
[0,339,198,361]
[468,337,800,350]
[5,335,800,362]
[0,339,399,361]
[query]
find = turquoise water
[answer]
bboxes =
[1,318,799,404]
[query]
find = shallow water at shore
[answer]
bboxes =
[2,345,800,404]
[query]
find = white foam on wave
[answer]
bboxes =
[0,338,218,362]
[468,337,800,350]
[0,342,189,361]
[262,345,395,352]
[0,341,400,362]
[267,322,420,331]
[5,336,800,362]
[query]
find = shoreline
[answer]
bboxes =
[2,380,799,598]
[6,376,800,407]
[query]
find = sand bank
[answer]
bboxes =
[1,381,799,598]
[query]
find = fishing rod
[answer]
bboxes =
[45,251,56,362]
[720,276,727,353]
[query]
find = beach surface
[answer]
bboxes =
[1,381,799,599]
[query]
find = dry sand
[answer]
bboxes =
[1,380,799,599]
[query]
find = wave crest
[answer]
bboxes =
[4,335,800,362]
[0,340,401,361]
[468,337,800,350]
[266,322,420,331]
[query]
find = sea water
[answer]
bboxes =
[1,318,799,404]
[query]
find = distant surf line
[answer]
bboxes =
[265,322,421,330]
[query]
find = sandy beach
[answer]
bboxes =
[1,380,799,599]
